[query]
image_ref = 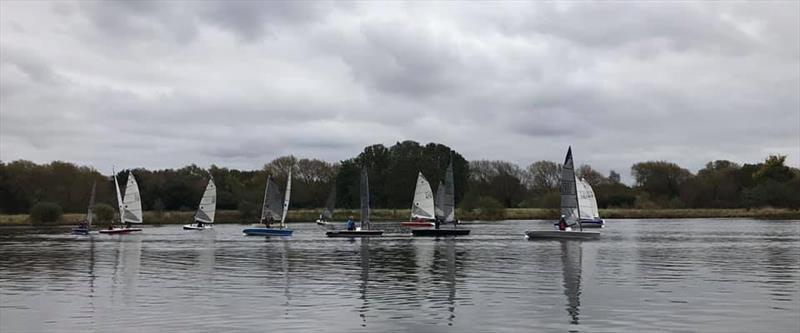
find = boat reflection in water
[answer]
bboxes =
[560,240,583,325]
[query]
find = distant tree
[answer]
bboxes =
[469,160,526,208]
[577,164,608,186]
[526,161,560,193]
[608,170,621,183]
[631,161,692,206]
[93,203,116,225]
[30,202,62,225]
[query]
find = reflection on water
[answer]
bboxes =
[0,219,798,333]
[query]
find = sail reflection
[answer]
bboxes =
[560,240,583,325]
[111,235,142,304]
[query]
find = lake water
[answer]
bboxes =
[1,219,798,333]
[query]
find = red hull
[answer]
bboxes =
[401,222,435,227]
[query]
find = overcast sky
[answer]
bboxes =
[1,1,798,181]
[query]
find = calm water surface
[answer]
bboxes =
[1,219,798,332]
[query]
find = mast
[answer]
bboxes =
[281,169,292,228]
[87,181,96,227]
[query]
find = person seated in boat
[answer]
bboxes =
[196,221,204,228]
[264,219,271,228]
[557,216,568,231]
[125,222,132,229]
[77,220,88,229]
[434,219,441,230]
[346,216,356,231]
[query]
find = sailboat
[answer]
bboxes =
[71,181,96,235]
[525,147,599,240]
[326,167,384,237]
[401,172,436,227]
[183,176,217,230]
[413,161,470,236]
[100,170,143,234]
[316,185,336,226]
[577,178,604,228]
[243,170,294,236]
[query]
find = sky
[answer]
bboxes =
[1,1,798,182]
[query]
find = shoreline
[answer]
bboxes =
[1,208,798,226]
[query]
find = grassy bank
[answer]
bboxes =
[1,208,798,226]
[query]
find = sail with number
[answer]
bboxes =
[321,185,336,221]
[411,172,436,220]
[194,178,217,223]
[434,181,445,220]
[87,181,96,227]
[560,147,580,229]
[576,178,599,221]
[360,167,370,230]
[122,171,143,224]
[281,170,292,227]
[443,162,456,223]
[260,176,283,223]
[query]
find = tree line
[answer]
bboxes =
[1,141,798,216]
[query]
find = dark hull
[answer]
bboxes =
[524,230,600,240]
[400,222,435,227]
[71,228,90,235]
[98,228,142,234]
[579,219,605,228]
[411,229,470,237]
[326,230,384,238]
[243,228,293,236]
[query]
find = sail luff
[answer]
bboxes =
[122,171,143,224]
[411,172,436,220]
[194,178,217,223]
[281,170,292,227]
[360,167,370,230]
[260,176,271,223]
[443,162,456,223]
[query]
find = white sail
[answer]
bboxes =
[281,169,292,227]
[443,162,456,223]
[87,181,96,227]
[411,172,436,220]
[577,178,600,220]
[194,178,217,223]
[113,171,124,223]
[122,171,143,224]
[560,147,580,228]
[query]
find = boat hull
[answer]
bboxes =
[183,224,213,230]
[579,219,604,228]
[315,220,329,226]
[71,228,90,235]
[401,221,435,227]
[325,230,384,238]
[411,229,470,237]
[524,230,600,240]
[242,228,293,236]
[99,228,142,234]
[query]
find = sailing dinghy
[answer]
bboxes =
[316,186,336,226]
[577,178,604,228]
[525,147,599,240]
[413,161,470,237]
[71,181,96,235]
[183,176,217,230]
[100,170,143,234]
[401,172,436,227]
[326,167,384,237]
[243,170,294,236]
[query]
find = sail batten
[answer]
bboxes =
[194,178,217,223]
[122,171,143,224]
[411,172,436,220]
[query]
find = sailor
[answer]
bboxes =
[197,221,204,228]
[558,215,568,231]
[346,216,356,231]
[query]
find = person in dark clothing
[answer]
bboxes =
[558,216,568,231]
[346,216,356,231]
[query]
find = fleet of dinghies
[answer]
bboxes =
[72,147,604,240]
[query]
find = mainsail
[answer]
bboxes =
[411,172,436,220]
[560,147,580,229]
[260,176,283,223]
[87,181,96,227]
[113,171,124,223]
[321,185,336,221]
[281,170,292,227]
[360,167,370,230]
[434,181,445,220]
[576,178,599,220]
[194,178,217,223]
[443,162,456,223]
[122,171,143,224]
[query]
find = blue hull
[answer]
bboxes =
[242,228,293,236]
[579,219,605,228]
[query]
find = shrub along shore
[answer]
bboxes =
[1,208,798,226]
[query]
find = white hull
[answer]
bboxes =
[183,224,213,230]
